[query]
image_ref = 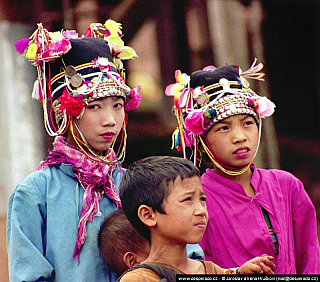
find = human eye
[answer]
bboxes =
[87,103,100,110]
[199,196,207,208]
[200,196,207,202]
[183,196,192,202]
[114,102,124,109]
[217,125,229,131]
[244,117,255,126]
[113,98,124,109]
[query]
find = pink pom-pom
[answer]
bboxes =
[203,66,216,71]
[255,97,275,118]
[125,86,142,111]
[14,38,31,54]
[185,111,206,135]
[247,98,254,107]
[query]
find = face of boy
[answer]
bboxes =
[68,96,125,153]
[205,114,259,171]
[154,176,208,245]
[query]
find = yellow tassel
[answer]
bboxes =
[171,128,179,149]
[25,43,38,60]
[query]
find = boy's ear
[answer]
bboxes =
[123,252,139,269]
[138,205,156,227]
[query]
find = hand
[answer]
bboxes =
[238,254,275,274]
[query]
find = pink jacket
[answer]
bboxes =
[200,164,320,274]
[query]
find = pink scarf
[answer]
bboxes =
[37,136,122,261]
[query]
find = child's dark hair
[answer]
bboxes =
[119,156,200,241]
[98,209,149,275]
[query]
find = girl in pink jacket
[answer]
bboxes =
[165,61,320,274]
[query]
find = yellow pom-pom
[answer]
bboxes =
[25,43,38,60]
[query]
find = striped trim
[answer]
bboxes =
[51,62,96,83]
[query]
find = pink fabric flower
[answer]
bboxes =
[41,38,72,61]
[255,97,275,118]
[58,89,86,116]
[63,30,79,39]
[124,86,141,111]
[165,70,190,109]
[185,111,206,135]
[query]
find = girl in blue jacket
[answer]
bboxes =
[7,20,141,282]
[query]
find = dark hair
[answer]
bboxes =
[119,156,200,241]
[97,209,149,275]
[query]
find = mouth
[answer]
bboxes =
[195,221,206,228]
[233,147,250,158]
[100,132,115,140]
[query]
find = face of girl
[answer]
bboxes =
[205,114,259,172]
[68,96,125,154]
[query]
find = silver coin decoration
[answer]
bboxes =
[65,65,76,78]
[197,95,206,104]
[71,74,83,87]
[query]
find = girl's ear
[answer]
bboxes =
[138,205,156,227]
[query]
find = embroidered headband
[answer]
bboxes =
[15,20,141,136]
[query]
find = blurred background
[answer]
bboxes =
[1,0,320,280]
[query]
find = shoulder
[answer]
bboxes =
[255,167,304,190]
[12,168,52,196]
[22,164,74,182]
[256,167,298,180]
[10,164,76,201]
[22,164,73,184]
[201,169,223,186]
[255,167,312,207]
[201,260,225,274]
[119,268,161,282]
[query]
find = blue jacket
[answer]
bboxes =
[7,163,204,282]
[7,163,121,282]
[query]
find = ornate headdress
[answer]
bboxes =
[15,19,141,136]
[15,19,141,163]
[166,60,275,174]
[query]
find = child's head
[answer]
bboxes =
[98,209,150,276]
[119,156,207,243]
[15,20,141,161]
[165,61,275,175]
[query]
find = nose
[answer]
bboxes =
[194,200,207,217]
[231,126,246,144]
[101,109,116,127]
